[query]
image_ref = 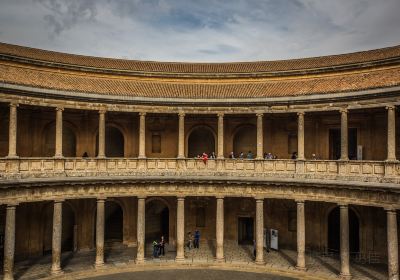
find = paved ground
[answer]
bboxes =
[84,269,296,280]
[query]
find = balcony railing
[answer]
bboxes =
[0,158,399,184]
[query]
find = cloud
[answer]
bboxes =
[0,0,399,62]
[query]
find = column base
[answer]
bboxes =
[51,267,63,275]
[96,155,106,159]
[135,258,145,264]
[175,256,185,262]
[138,156,147,159]
[339,273,352,280]
[215,257,225,263]
[6,155,18,159]
[53,155,64,159]
[295,265,307,271]
[255,260,265,265]
[94,261,105,268]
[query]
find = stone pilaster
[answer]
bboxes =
[386,208,399,280]
[387,106,397,161]
[136,197,145,263]
[178,112,185,158]
[176,197,185,262]
[297,112,305,160]
[216,196,224,262]
[138,112,146,159]
[7,103,18,158]
[95,198,105,267]
[340,109,349,161]
[255,198,264,264]
[51,200,63,274]
[3,204,17,280]
[296,200,306,270]
[97,110,106,158]
[217,113,224,159]
[55,107,63,158]
[339,204,351,279]
[256,113,264,159]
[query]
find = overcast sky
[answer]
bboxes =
[0,0,399,62]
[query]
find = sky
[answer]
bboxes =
[0,0,399,62]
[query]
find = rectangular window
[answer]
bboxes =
[152,134,161,153]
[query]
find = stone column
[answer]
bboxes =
[297,112,305,160]
[138,112,146,159]
[256,113,264,159]
[97,110,106,158]
[217,113,224,159]
[7,103,18,158]
[3,204,17,280]
[340,109,349,161]
[216,196,224,262]
[387,106,397,161]
[255,198,264,264]
[339,204,351,279]
[386,208,399,280]
[136,197,145,263]
[178,112,185,158]
[55,107,63,158]
[296,200,306,270]
[176,197,185,262]
[95,198,105,267]
[51,200,63,274]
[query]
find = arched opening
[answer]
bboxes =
[105,201,123,243]
[233,125,256,157]
[328,207,360,253]
[42,202,76,255]
[96,126,124,157]
[187,126,215,158]
[145,199,169,243]
[43,124,77,157]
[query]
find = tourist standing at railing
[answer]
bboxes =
[194,229,200,249]
[210,152,216,159]
[239,152,244,159]
[247,151,253,159]
[229,151,235,159]
[159,235,165,256]
[202,152,208,164]
[291,152,298,159]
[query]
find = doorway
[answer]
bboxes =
[328,207,360,253]
[238,217,254,245]
[329,128,357,160]
[145,200,169,243]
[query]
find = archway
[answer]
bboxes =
[233,125,256,157]
[145,199,169,243]
[105,201,123,243]
[328,207,360,253]
[187,126,216,158]
[96,126,124,157]
[43,123,77,157]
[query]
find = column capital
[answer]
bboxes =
[339,107,348,114]
[139,112,147,117]
[137,196,147,200]
[216,195,225,200]
[384,207,397,213]
[9,102,18,108]
[217,112,224,118]
[178,112,186,117]
[256,113,264,118]
[297,111,305,116]
[54,199,64,203]
[255,197,264,202]
[97,197,107,202]
[386,105,396,111]
[6,203,18,209]
[55,107,64,112]
[177,196,185,201]
[98,109,107,115]
[295,199,305,204]
[338,203,349,208]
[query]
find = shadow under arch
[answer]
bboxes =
[41,121,77,157]
[95,124,125,157]
[232,124,256,157]
[145,198,172,244]
[186,125,217,158]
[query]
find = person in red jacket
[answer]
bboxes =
[201,152,208,164]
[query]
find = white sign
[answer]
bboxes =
[270,229,278,250]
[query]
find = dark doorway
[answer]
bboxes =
[96,126,124,157]
[105,201,123,243]
[188,127,215,158]
[329,128,357,160]
[145,200,169,243]
[238,217,254,245]
[328,207,360,253]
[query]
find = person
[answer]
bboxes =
[229,151,235,159]
[152,240,159,258]
[159,235,165,256]
[239,152,244,159]
[291,152,297,159]
[263,152,268,159]
[194,229,200,249]
[201,152,208,164]
[247,150,253,159]
[253,239,256,258]
[210,152,216,159]
[187,232,193,250]
[311,153,317,160]
[82,152,88,157]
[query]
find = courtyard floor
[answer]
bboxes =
[2,240,388,280]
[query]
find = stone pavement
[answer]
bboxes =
[0,240,388,279]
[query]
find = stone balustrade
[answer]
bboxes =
[0,158,398,184]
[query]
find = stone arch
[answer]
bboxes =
[95,124,125,157]
[186,125,216,158]
[42,121,77,157]
[327,206,360,254]
[145,198,171,244]
[104,200,123,243]
[232,124,256,157]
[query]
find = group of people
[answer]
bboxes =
[187,229,200,250]
[152,235,166,258]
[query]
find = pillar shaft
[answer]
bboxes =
[136,197,145,263]
[297,112,305,160]
[387,209,399,280]
[176,197,185,261]
[98,110,106,158]
[296,201,306,270]
[387,106,397,161]
[340,109,349,160]
[8,103,18,158]
[138,112,146,158]
[55,108,63,158]
[256,113,264,159]
[3,205,16,280]
[51,201,63,274]
[217,113,224,159]
[340,204,351,278]
[178,112,185,158]
[216,197,224,261]
[255,199,264,264]
[95,199,105,267]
